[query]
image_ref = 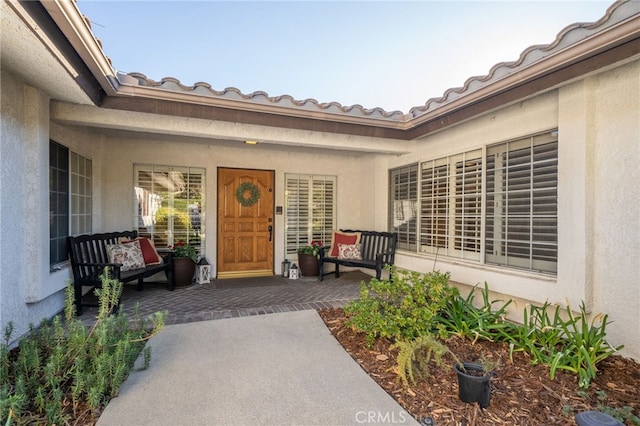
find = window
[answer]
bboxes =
[285,174,336,255]
[49,141,93,266]
[485,133,558,273]
[419,150,482,260]
[389,165,418,251]
[134,165,205,253]
[50,141,69,265]
[389,130,558,274]
[70,152,92,235]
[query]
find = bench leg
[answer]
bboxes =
[137,278,144,291]
[166,267,175,291]
[74,282,83,316]
[335,264,340,278]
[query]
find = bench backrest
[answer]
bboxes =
[340,229,398,264]
[67,230,138,280]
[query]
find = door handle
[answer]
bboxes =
[268,225,273,242]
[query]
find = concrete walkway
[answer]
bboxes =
[97,310,419,426]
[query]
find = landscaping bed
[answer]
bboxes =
[319,307,640,425]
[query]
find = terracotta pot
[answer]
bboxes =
[297,253,319,276]
[173,257,196,287]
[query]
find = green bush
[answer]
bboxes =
[392,334,460,388]
[498,301,623,389]
[344,268,458,345]
[0,269,166,424]
[436,282,514,343]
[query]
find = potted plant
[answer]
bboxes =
[169,240,197,287]
[297,240,323,276]
[454,356,495,408]
[393,334,495,408]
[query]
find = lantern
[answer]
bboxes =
[289,262,299,279]
[196,257,211,284]
[281,258,291,278]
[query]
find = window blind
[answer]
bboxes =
[485,133,558,273]
[134,164,205,253]
[285,174,336,255]
[389,164,418,250]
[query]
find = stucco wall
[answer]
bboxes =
[1,71,66,344]
[378,60,640,359]
[581,60,640,359]
[81,133,378,276]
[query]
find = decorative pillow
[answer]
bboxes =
[119,237,163,265]
[329,231,361,257]
[338,243,362,260]
[107,240,145,271]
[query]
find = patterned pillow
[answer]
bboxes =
[119,237,163,265]
[337,243,362,260]
[107,240,145,271]
[329,231,361,257]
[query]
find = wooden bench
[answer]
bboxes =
[67,230,174,315]
[319,230,397,281]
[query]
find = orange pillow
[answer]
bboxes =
[119,237,163,265]
[329,231,361,257]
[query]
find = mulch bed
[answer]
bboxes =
[319,308,640,425]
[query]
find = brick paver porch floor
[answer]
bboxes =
[77,271,369,326]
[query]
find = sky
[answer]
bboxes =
[78,1,613,113]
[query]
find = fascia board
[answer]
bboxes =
[40,0,119,96]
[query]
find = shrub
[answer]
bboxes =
[498,301,623,389]
[0,269,166,424]
[392,334,460,388]
[344,268,458,345]
[436,282,514,343]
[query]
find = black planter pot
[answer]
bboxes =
[455,362,492,408]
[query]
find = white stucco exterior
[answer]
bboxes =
[385,61,640,359]
[1,1,638,361]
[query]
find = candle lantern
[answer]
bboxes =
[289,263,299,279]
[196,257,211,284]
[281,258,291,277]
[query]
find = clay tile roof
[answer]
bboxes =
[120,72,407,122]
[112,0,638,124]
[408,0,640,119]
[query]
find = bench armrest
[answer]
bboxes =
[375,249,396,266]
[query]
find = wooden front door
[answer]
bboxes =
[217,168,274,278]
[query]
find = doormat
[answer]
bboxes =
[214,275,288,289]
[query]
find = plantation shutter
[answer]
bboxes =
[134,164,205,253]
[420,158,450,254]
[285,174,336,256]
[419,149,482,260]
[453,151,482,260]
[485,132,558,273]
[389,165,418,251]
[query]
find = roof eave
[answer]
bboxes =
[39,0,119,97]
[405,13,640,139]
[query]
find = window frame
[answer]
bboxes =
[419,149,483,261]
[388,164,418,251]
[49,141,93,267]
[284,174,337,256]
[484,133,558,273]
[133,164,205,255]
[389,130,558,275]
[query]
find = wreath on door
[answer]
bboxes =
[235,182,261,207]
